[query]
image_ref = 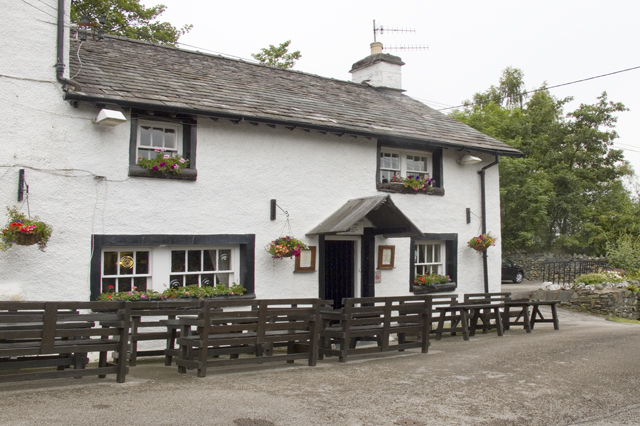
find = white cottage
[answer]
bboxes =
[0,0,522,304]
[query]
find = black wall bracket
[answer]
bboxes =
[17,169,27,202]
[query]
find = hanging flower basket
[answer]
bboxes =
[266,236,308,259]
[1,206,52,252]
[15,232,42,246]
[467,233,496,252]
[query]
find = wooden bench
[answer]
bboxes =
[429,295,462,339]
[0,301,130,383]
[463,292,510,336]
[318,295,432,363]
[176,298,328,377]
[529,300,560,330]
[125,300,201,366]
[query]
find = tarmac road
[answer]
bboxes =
[1,307,639,426]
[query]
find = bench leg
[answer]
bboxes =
[551,304,560,330]
[494,308,503,337]
[460,309,470,341]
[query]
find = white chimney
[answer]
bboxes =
[349,42,405,91]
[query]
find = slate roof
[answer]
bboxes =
[67,36,522,157]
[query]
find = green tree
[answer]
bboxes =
[451,68,634,254]
[70,0,192,46]
[251,40,301,69]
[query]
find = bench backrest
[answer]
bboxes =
[463,292,512,304]
[190,298,332,339]
[331,296,432,327]
[0,301,130,356]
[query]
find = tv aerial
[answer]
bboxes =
[372,19,428,52]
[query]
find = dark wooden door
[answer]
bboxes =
[324,240,355,309]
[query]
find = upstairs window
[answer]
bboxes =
[129,112,197,181]
[379,149,432,183]
[137,121,182,162]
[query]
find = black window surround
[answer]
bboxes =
[410,233,458,293]
[376,140,444,196]
[128,111,198,181]
[90,234,255,300]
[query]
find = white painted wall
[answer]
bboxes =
[0,1,503,301]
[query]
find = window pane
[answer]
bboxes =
[164,129,176,149]
[118,277,132,292]
[203,250,215,271]
[169,275,183,288]
[427,245,433,263]
[133,277,147,292]
[201,274,214,287]
[417,244,425,264]
[407,155,427,172]
[187,250,201,272]
[103,252,118,275]
[139,126,151,146]
[185,274,199,286]
[218,250,231,271]
[433,246,441,263]
[119,251,134,275]
[102,278,116,293]
[216,273,230,287]
[151,127,164,147]
[136,251,149,274]
[172,251,186,272]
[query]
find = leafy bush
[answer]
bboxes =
[574,271,624,286]
[627,283,639,294]
[606,233,640,273]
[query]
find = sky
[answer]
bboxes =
[144,0,640,182]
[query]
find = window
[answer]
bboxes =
[102,249,151,293]
[137,120,181,162]
[410,234,458,292]
[379,149,431,183]
[129,112,197,181]
[90,234,255,300]
[414,242,445,275]
[170,248,234,287]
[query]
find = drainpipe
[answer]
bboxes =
[478,155,500,293]
[56,0,81,92]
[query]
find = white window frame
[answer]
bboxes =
[101,248,152,293]
[136,119,183,163]
[168,246,237,288]
[414,241,446,275]
[380,149,432,182]
[100,245,239,293]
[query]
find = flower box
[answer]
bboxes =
[377,183,445,196]
[412,282,457,294]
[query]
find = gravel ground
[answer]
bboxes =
[0,307,638,426]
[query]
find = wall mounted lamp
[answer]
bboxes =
[458,154,482,165]
[95,109,127,126]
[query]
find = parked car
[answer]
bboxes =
[502,258,524,283]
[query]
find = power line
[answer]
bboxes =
[437,65,640,112]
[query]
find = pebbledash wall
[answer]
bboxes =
[0,0,503,301]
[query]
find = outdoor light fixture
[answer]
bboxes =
[95,109,127,126]
[458,154,483,165]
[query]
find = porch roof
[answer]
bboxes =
[306,195,422,238]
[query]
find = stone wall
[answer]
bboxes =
[531,288,639,319]
[504,252,608,281]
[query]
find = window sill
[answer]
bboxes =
[412,282,457,294]
[377,183,444,196]
[129,165,197,181]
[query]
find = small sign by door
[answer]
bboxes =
[375,270,382,284]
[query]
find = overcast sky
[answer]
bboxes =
[145,0,640,180]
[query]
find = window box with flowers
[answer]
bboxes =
[412,273,456,294]
[97,283,247,301]
[1,206,52,252]
[378,175,445,196]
